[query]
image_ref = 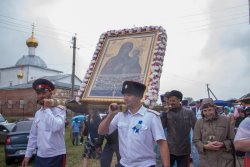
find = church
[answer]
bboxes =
[0,30,81,116]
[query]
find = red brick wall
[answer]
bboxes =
[0,88,76,117]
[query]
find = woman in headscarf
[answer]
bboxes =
[193,98,235,167]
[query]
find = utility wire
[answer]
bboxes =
[187,21,248,32]
[165,72,238,90]
[0,16,95,48]
[0,5,248,41]
[0,13,97,46]
[180,11,247,24]
[0,18,73,39]
[0,22,77,44]
[180,3,248,18]
[0,14,75,35]
[186,14,248,31]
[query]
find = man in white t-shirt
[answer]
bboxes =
[98,81,170,167]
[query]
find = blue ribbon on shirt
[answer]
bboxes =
[132,120,143,133]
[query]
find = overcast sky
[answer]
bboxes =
[0,0,249,101]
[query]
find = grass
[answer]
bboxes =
[0,116,118,167]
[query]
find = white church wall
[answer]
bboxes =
[0,67,21,88]
[28,66,62,81]
[0,66,62,88]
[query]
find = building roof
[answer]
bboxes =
[41,74,72,81]
[40,74,82,83]
[0,64,63,73]
[0,74,81,90]
[15,55,47,68]
[0,81,80,91]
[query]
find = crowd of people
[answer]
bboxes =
[160,92,250,167]
[21,78,250,167]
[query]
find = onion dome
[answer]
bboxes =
[17,70,23,79]
[17,66,23,79]
[26,32,38,48]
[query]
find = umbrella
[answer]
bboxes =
[213,100,231,107]
[71,115,85,124]
[226,98,238,103]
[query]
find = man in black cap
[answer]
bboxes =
[22,78,66,167]
[98,80,170,167]
[161,90,196,167]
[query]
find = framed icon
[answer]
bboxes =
[77,26,167,106]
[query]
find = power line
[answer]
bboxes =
[0,19,30,30]
[164,73,206,86]
[185,14,248,31]
[187,21,248,32]
[0,15,96,49]
[0,14,75,35]
[0,18,72,40]
[0,14,31,24]
[0,24,30,34]
[180,3,248,18]
[164,72,241,91]
[0,14,95,46]
[0,6,248,42]
[0,23,72,43]
[180,11,247,25]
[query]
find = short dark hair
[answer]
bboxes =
[182,100,188,106]
[166,90,183,101]
[164,91,170,98]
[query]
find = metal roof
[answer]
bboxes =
[0,75,80,90]
[15,55,47,68]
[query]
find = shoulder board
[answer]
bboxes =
[147,109,160,116]
[57,105,66,110]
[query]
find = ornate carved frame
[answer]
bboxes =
[76,26,167,107]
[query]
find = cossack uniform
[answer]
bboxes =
[24,78,66,167]
[108,81,166,167]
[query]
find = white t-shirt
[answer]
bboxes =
[234,116,250,156]
[109,105,166,167]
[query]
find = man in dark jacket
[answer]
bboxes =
[99,129,120,167]
[161,90,196,167]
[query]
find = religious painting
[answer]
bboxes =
[77,26,167,106]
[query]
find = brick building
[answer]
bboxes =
[0,76,80,116]
[0,29,81,116]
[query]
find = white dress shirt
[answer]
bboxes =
[196,108,202,119]
[109,105,166,167]
[25,106,66,158]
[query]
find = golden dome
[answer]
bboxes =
[17,67,23,79]
[26,32,38,48]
